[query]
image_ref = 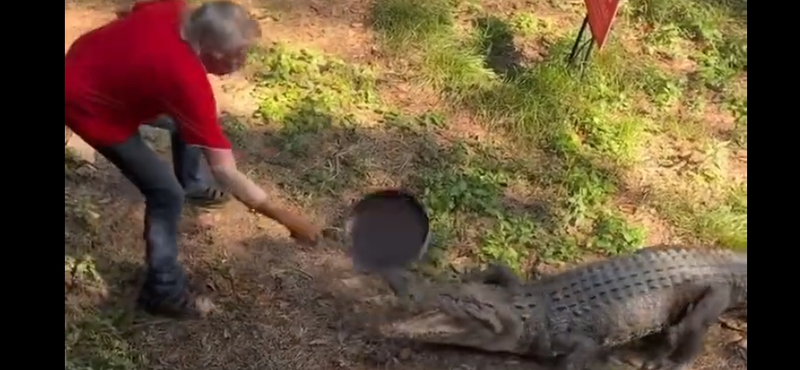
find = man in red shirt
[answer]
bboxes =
[65,0,322,318]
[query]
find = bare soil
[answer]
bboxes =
[64,3,746,370]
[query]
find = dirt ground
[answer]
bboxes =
[64,2,747,370]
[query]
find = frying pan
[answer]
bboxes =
[346,189,430,272]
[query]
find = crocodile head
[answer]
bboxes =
[380,281,526,353]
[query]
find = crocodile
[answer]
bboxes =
[379,246,747,370]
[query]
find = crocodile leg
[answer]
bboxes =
[551,333,603,370]
[643,285,733,370]
[634,303,695,368]
[378,268,417,301]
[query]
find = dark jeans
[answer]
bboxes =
[94,117,213,297]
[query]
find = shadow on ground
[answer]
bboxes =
[475,16,525,77]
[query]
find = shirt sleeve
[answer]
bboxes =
[159,63,232,150]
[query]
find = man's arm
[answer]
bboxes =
[200,147,266,207]
[160,57,321,244]
[201,148,320,244]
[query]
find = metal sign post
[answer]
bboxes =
[567,0,622,69]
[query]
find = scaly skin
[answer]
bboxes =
[380,246,747,370]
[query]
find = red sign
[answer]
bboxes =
[584,0,622,49]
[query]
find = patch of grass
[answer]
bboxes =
[419,37,495,94]
[384,110,448,131]
[462,54,577,145]
[371,0,456,48]
[472,16,525,76]
[508,13,550,37]
[220,114,250,145]
[630,0,747,91]
[655,184,747,250]
[249,44,379,155]
[723,93,747,147]
[631,0,730,40]
[413,141,506,215]
[418,157,509,215]
[250,44,379,125]
[65,309,142,370]
[640,67,686,109]
[65,253,141,370]
[589,211,647,255]
[480,214,535,273]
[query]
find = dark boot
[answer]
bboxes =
[137,267,210,319]
[184,187,231,209]
[149,116,232,209]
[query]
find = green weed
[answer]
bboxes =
[415,143,510,216]
[410,140,517,264]
[508,13,550,37]
[631,0,747,91]
[589,211,647,255]
[65,310,142,370]
[559,160,618,226]
[480,214,536,274]
[640,67,686,109]
[723,94,747,147]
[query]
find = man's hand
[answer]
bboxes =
[284,213,323,246]
[204,148,322,246]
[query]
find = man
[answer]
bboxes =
[65,0,322,318]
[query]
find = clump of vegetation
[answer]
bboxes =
[371,0,456,47]
[65,305,141,370]
[247,44,380,175]
[250,44,379,132]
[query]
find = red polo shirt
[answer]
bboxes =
[64,0,231,149]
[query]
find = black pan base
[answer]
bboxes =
[348,189,430,272]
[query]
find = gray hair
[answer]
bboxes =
[182,1,261,54]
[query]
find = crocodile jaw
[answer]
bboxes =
[380,283,525,353]
[383,311,469,337]
[381,309,523,353]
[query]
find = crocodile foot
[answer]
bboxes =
[732,338,747,363]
